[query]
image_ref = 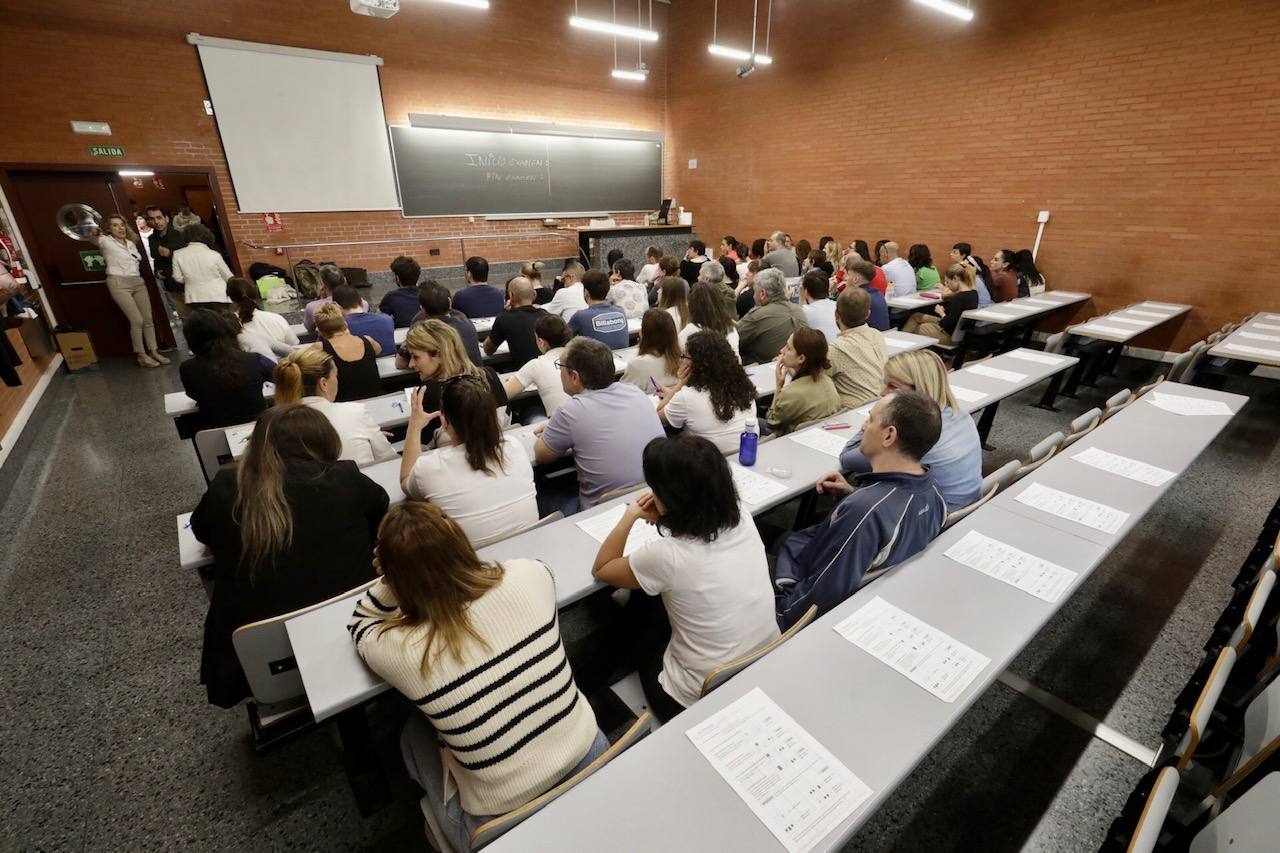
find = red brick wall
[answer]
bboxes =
[665,0,1280,349]
[0,1,669,274]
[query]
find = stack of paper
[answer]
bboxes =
[1146,392,1233,417]
[575,503,663,556]
[833,597,990,703]
[1014,482,1129,534]
[687,688,872,853]
[729,464,789,506]
[1071,447,1175,486]
[787,428,852,458]
[944,530,1078,603]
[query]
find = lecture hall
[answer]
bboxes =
[3,0,1280,850]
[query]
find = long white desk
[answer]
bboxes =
[959,290,1091,326]
[1207,312,1280,368]
[279,347,1078,724]
[1067,300,1191,345]
[482,383,1247,853]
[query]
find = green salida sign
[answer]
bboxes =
[80,250,106,272]
[89,145,124,157]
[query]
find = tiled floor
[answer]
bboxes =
[1,338,1277,851]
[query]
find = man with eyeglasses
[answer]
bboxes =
[145,205,189,319]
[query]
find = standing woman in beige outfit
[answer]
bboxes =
[94,213,168,368]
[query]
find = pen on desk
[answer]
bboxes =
[821,421,851,431]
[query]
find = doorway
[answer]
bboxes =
[1,166,238,359]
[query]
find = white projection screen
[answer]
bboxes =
[190,35,400,213]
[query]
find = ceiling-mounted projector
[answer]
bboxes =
[350,0,399,18]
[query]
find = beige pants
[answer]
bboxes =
[903,311,953,345]
[106,274,157,353]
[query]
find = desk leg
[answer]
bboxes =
[335,707,392,817]
[1035,371,1065,412]
[1081,345,1115,387]
[976,401,1001,448]
[1061,355,1088,398]
[952,347,969,369]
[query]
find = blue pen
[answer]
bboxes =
[650,377,661,393]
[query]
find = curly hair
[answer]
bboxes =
[684,331,756,422]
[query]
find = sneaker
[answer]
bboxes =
[137,353,160,368]
[148,351,171,365]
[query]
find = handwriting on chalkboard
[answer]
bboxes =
[465,152,547,183]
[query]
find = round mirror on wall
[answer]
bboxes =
[56,203,103,241]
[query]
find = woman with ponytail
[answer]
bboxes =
[191,404,388,707]
[274,347,397,467]
[228,276,298,359]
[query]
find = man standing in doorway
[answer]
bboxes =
[145,206,188,320]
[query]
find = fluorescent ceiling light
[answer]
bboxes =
[912,0,974,22]
[118,170,155,176]
[753,54,772,65]
[569,15,659,41]
[435,0,489,7]
[708,44,771,64]
[612,68,647,81]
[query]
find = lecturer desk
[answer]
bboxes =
[482,383,1245,853]
[574,224,693,270]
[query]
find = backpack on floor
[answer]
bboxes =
[292,260,323,300]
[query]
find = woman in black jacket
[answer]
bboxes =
[191,404,388,707]
[179,308,275,430]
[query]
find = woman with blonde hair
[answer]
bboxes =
[314,302,382,402]
[193,404,387,707]
[837,348,981,511]
[657,276,691,330]
[273,347,396,467]
[902,264,979,345]
[521,259,552,304]
[92,212,167,367]
[403,318,508,445]
[621,308,681,391]
[349,501,607,852]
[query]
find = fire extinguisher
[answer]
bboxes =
[0,234,28,285]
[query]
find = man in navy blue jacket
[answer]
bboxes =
[775,389,947,629]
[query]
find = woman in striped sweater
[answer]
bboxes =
[349,502,607,852]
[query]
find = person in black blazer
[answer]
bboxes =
[179,308,275,430]
[191,404,388,707]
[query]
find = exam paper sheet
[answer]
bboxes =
[786,428,852,458]
[575,504,662,556]
[1071,446,1175,487]
[730,463,789,507]
[1146,392,1233,417]
[944,530,1078,603]
[1014,482,1129,535]
[963,364,1027,383]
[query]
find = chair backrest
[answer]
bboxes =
[1167,342,1206,382]
[194,427,237,483]
[1125,765,1179,853]
[597,482,645,504]
[1136,376,1166,397]
[1103,388,1135,419]
[1043,331,1066,355]
[469,711,654,850]
[471,511,565,549]
[1228,570,1277,654]
[942,465,1017,531]
[1210,676,1280,801]
[700,605,818,697]
[1180,341,1211,384]
[231,579,376,705]
[1061,407,1102,449]
[1206,331,1223,346]
[1177,646,1238,771]
[1015,431,1065,478]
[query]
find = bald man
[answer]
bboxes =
[878,241,916,298]
[485,276,548,369]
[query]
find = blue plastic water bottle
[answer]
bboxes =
[739,418,759,467]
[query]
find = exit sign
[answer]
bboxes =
[89,145,125,157]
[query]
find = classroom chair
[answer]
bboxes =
[1102,388,1136,420]
[699,605,818,697]
[1043,331,1066,355]
[942,460,1020,530]
[1014,431,1066,480]
[1060,407,1103,450]
[194,427,237,483]
[471,511,564,549]
[1102,762,1180,853]
[460,711,654,851]
[1166,342,1207,384]
[231,579,377,750]
[597,483,645,503]
[1136,375,1166,397]
[1164,646,1238,773]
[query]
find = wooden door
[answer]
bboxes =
[7,170,176,357]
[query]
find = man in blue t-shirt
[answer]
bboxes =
[378,255,424,327]
[450,256,505,318]
[843,258,890,332]
[333,284,395,353]
[567,270,629,349]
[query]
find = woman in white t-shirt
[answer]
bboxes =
[678,282,740,359]
[620,308,681,392]
[590,435,779,720]
[401,374,539,544]
[228,276,299,360]
[502,313,572,420]
[273,346,397,467]
[659,330,756,454]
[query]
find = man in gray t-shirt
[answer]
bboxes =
[761,230,800,277]
[534,337,665,512]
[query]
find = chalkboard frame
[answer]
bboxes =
[388,115,664,219]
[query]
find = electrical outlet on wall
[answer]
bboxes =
[429,248,440,256]
[688,159,698,169]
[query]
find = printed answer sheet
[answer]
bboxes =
[686,688,872,853]
[1146,392,1233,417]
[1219,343,1280,358]
[833,597,990,703]
[1071,446,1175,487]
[1107,317,1151,327]
[1253,323,1280,332]
[1019,298,1058,307]
[1237,331,1280,342]
[1014,482,1129,534]
[225,423,254,459]
[574,504,662,556]
[786,427,852,458]
[963,364,1027,383]
[944,530,1078,603]
[948,385,988,404]
[1124,309,1166,319]
[730,463,789,506]
[1075,323,1133,337]
[1003,349,1065,365]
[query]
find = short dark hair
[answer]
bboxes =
[952,242,972,257]
[390,255,421,288]
[801,270,830,301]
[418,279,451,316]
[836,286,870,328]
[606,249,624,269]
[658,256,679,276]
[534,313,571,347]
[645,245,661,260]
[183,223,217,247]
[562,337,616,390]
[790,327,831,380]
[331,284,362,310]
[319,264,346,291]
[881,389,942,462]
[689,239,706,255]
[750,238,767,258]
[464,256,489,282]
[734,241,750,258]
[582,269,611,301]
[642,434,741,543]
[613,258,635,281]
[907,244,933,271]
[144,205,166,218]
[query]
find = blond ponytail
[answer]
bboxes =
[273,346,333,404]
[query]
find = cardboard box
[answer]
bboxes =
[55,330,97,371]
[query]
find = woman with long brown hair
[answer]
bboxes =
[350,501,607,852]
[273,347,396,467]
[657,275,691,330]
[621,308,681,391]
[192,404,387,707]
[765,327,841,434]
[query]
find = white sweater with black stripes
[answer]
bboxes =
[349,559,600,815]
